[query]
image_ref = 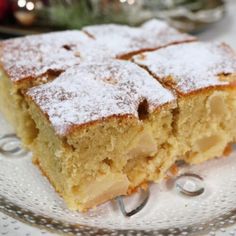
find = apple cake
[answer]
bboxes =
[1,19,236,212]
[133,41,236,165]
[0,31,92,146]
[26,60,177,211]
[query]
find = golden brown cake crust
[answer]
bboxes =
[26,59,176,136]
[0,31,92,84]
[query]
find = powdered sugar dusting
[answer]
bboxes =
[81,19,195,59]
[27,60,175,136]
[133,42,236,94]
[0,20,195,83]
[0,31,93,82]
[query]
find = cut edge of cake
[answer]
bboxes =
[133,41,236,165]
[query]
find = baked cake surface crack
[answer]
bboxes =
[82,19,196,59]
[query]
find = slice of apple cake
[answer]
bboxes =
[133,41,236,164]
[0,31,92,146]
[26,59,176,211]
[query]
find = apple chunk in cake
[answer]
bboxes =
[133,42,236,164]
[0,31,92,146]
[26,60,176,211]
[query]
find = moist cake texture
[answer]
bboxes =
[82,19,196,60]
[133,42,236,164]
[0,31,92,145]
[26,60,176,211]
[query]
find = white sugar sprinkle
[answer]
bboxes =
[81,19,195,59]
[133,42,236,94]
[0,31,92,82]
[27,60,175,136]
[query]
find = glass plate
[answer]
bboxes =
[1,113,236,236]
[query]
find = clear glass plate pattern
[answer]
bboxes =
[1,113,236,236]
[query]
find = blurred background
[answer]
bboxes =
[0,0,235,48]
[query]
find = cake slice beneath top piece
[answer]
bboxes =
[26,59,176,211]
[133,41,236,164]
[81,19,196,60]
[0,31,92,146]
